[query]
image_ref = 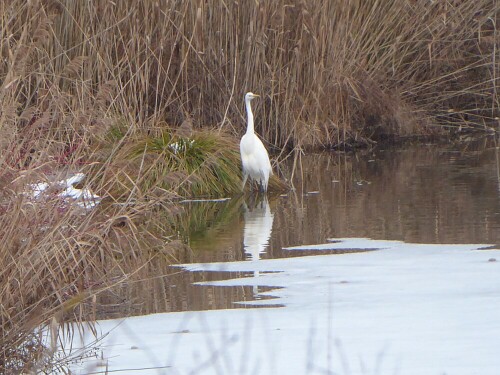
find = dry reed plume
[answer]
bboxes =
[0,0,499,371]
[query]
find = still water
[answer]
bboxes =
[96,142,500,318]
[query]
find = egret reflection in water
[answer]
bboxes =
[242,195,274,296]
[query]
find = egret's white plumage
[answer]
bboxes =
[240,92,272,192]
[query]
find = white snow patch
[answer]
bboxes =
[31,182,50,198]
[55,238,500,375]
[169,139,195,154]
[27,173,100,209]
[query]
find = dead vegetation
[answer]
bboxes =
[0,0,499,371]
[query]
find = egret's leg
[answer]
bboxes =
[242,174,248,191]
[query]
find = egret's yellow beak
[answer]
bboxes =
[253,93,260,98]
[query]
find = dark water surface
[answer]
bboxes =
[96,142,500,318]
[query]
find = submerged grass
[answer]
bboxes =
[0,0,499,371]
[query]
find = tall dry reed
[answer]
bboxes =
[2,1,498,156]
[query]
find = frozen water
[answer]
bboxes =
[58,238,500,375]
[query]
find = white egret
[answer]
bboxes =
[240,92,272,193]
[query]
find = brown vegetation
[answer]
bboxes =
[1,1,498,159]
[0,0,499,371]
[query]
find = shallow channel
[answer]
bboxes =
[94,141,500,318]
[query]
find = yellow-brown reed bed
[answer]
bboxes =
[0,0,499,371]
[1,1,498,158]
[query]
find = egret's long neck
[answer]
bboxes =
[245,98,255,135]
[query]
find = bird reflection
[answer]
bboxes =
[243,195,274,297]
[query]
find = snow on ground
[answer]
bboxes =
[59,239,500,375]
[27,173,100,209]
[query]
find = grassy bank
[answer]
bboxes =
[0,0,499,371]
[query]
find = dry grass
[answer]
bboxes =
[0,170,187,370]
[2,1,497,156]
[0,0,499,371]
